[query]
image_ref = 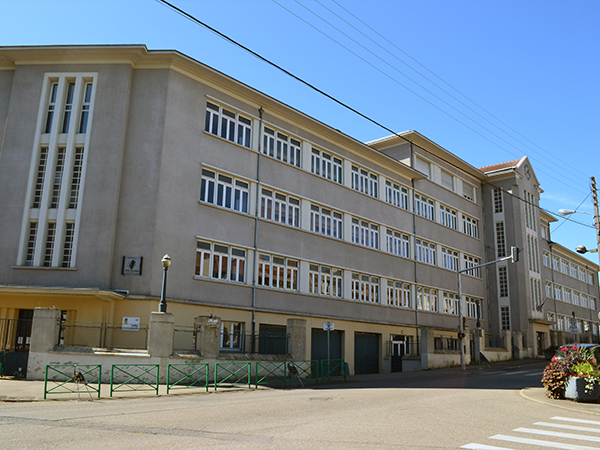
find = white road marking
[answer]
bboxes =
[514,427,600,443]
[491,434,600,449]
[461,444,517,449]
[534,421,600,433]
[553,417,600,426]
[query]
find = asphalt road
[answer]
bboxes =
[2,360,600,450]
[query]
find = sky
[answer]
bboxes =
[2,0,599,263]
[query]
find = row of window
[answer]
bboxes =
[548,313,599,336]
[44,80,93,135]
[25,221,76,268]
[194,239,482,314]
[544,281,597,310]
[543,252,596,285]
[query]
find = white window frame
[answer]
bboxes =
[441,247,458,271]
[205,101,252,148]
[310,204,343,239]
[386,229,410,258]
[386,280,411,308]
[439,205,457,230]
[351,165,378,198]
[311,148,342,183]
[200,169,249,214]
[195,241,246,283]
[414,193,435,221]
[463,254,481,278]
[385,180,409,210]
[257,254,298,291]
[351,218,379,250]
[462,215,479,239]
[260,189,300,228]
[309,264,343,298]
[351,273,379,303]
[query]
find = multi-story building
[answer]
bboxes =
[0,45,597,375]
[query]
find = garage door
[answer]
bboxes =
[354,332,379,375]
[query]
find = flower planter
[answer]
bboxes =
[564,377,600,402]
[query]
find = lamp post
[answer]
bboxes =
[159,254,171,313]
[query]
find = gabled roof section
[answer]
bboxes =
[480,155,541,188]
[479,158,523,174]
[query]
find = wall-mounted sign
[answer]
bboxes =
[122,256,143,275]
[122,317,140,331]
[323,321,335,331]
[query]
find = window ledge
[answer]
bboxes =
[12,266,77,271]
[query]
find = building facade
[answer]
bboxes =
[0,45,597,375]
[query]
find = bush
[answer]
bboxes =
[542,360,569,398]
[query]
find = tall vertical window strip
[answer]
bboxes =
[78,83,93,133]
[385,181,409,210]
[311,149,342,183]
[260,189,300,227]
[351,273,379,303]
[386,281,411,308]
[204,102,252,148]
[32,147,49,208]
[498,266,508,297]
[495,221,506,257]
[25,222,38,266]
[44,82,58,134]
[493,189,503,213]
[386,230,409,258]
[351,166,377,198]
[68,148,85,209]
[309,264,342,297]
[310,205,342,239]
[501,306,510,330]
[195,241,246,283]
[62,223,75,267]
[264,127,301,167]
[43,223,57,267]
[257,254,298,291]
[414,194,435,220]
[200,169,249,214]
[351,218,379,250]
[50,148,66,208]
[61,82,75,133]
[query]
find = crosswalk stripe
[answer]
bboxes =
[534,421,600,433]
[491,434,599,449]
[524,372,543,376]
[515,427,600,443]
[553,417,600,426]
[501,370,528,375]
[461,444,517,449]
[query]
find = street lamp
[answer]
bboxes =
[159,254,171,313]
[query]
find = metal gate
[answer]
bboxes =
[311,328,342,377]
[354,332,379,375]
[0,310,34,377]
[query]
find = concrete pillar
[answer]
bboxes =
[147,312,174,358]
[29,307,61,353]
[464,326,472,366]
[287,318,307,360]
[502,329,512,351]
[420,326,434,370]
[472,327,484,362]
[195,315,221,359]
[512,330,523,360]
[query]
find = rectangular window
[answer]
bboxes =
[554,284,562,301]
[498,266,508,297]
[200,169,249,214]
[441,170,454,191]
[25,222,38,266]
[441,247,458,271]
[257,254,298,291]
[588,271,595,285]
[416,287,438,312]
[462,215,479,238]
[44,82,58,134]
[32,147,49,208]
[260,189,300,227]
[543,251,550,267]
[439,205,458,230]
[61,223,75,267]
[221,321,243,350]
[561,259,568,274]
[442,292,459,315]
[78,82,93,133]
[493,189,503,213]
[68,148,85,209]
[386,280,411,308]
[351,273,379,303]
[310,204,343,239]
[264,127,301,167]
[351,166,378,198]
[463,255,481,277]
[463,183,475,202]
[415,239,436,266]
[414,193,435,221]
[386,229,410,258]
[50,147,66,209]
[195,241,246,283]
[501,306,510,330]
[573,291,580,306]
[385,180,409,210]
[466,297,478,318]
[309,264,342,297]
[43,222,57,267]
[552,256,560,271]
[495,221,506,258]
[61,82,75,133]
[351,218,379,250]
[582,295,589,308]
[311,148,342,183]
[415,157,430,178]
[204,102,252,148]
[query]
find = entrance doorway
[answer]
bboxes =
[390,335,410,372]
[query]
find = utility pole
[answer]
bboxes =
[591,177,600,268]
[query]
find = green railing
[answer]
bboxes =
[167,363,209,393]
[44,364,102,399]
[214,362,251,390]
[110,364,159,397]
[287,360,320,387]
[255,361,287,388]
[321,359,346,382]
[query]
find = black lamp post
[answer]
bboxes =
[159,254,171,313]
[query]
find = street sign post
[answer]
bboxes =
[323,322,334,377]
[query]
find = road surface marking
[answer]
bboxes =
[534,421,600,433]
[514,427,600,443]
[492,434,599,449]
[553,417,600,426]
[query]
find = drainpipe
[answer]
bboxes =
[251,108,264,338]
[410,143,419,328]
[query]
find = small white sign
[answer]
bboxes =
[122,256,143,275]
[122,317,140,331]
[323,321,334,331]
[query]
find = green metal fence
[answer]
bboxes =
[44,364,102,399]
[110,364,159,397]
[214,362,251,390]
[167,363,209,393]
[287,360,320,387]
[321,359,346,382]
[255,361,287,388]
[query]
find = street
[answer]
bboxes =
[2,360,600,449]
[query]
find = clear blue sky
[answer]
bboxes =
[2,0,599,262]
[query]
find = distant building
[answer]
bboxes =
[0,45,597,375]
